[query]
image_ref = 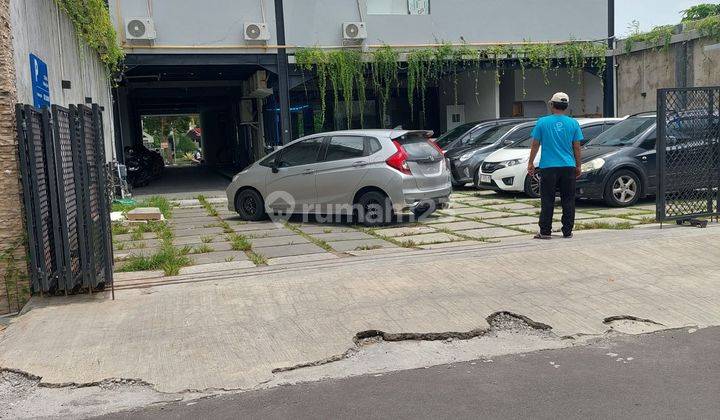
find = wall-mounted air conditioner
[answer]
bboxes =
[342,22,367,41]
[125,18,157,41]
[244,22,270,41]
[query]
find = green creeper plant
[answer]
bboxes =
[52,0,124,73]
[296,48,330,131]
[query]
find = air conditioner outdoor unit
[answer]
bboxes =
[125,18,157,41]
[342,22,367,41]
[244,22,270,41]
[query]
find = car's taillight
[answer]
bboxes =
[429,139,445,155]
[386,140,411,175]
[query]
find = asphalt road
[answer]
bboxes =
[101,327,720,420]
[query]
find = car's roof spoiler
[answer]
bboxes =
[390,130,434,140]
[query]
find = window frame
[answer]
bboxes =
[270,136,326,168]
[367,0,430,15]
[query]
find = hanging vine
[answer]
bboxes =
[371,46,399,128]
[52,0,124,73]
[295,40,608,129]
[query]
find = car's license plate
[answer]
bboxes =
[480,175,491,184]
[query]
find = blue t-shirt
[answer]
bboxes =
[531,115,583,168]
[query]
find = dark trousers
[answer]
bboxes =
[538,167,576,236]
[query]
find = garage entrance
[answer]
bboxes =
[113,55,281,197]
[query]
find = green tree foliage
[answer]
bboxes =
[682,3,720,21]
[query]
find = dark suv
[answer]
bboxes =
[577,112,719,206]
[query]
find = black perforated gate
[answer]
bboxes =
[657,87,720,224]
[16,104,113,295]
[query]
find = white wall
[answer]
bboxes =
[438,71,497,132]
[11,0,116,160]
[513,69,603,117]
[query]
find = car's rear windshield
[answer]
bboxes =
[396,135,443,160]
[471,124,517,146]
[435,123,477,148]
[587,116,655,147]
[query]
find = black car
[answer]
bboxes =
[445,120,531,187]
[577,111,718,206]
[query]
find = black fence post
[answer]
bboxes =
[656,90,667,223]
[41,107,65,292]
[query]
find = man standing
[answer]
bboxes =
[527,92,583,239]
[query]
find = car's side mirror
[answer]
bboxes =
[270,161,280,173]
[264,145,275,154]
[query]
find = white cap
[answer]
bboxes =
[550,92,570,104]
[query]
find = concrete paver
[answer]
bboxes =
[114,232,157,242]
[250,235,310,248]
[310,231,375,242]
[460,227,525,239]
[254,243,328,258]
[327,239,397,252]
[485,216,542,226]
[459,211,517,220]
[179,261,256,275]
[395,232,459,245]
[266,253,342,266]
[373,226,435,237]
[172,227,225,237]
[190,251,250,265]
[296,225,358,235]
[429,221,491,231]
[484,202,537,211]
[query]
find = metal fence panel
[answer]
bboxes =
[16,103,113,294]
[657,87,720,223]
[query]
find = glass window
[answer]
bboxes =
[471,124,516,146]
[325,136,366,161]
[396,134,442,160]
[435,122,477,149]
[506,126,534,142]
[581,125,604,142]
[368,137,383,154]
[277,137,324,167]
[367,0,429,15]
[587,116,656,147]
[639,132,656,150]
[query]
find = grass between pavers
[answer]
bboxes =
[354,244,383,251]
[196,194,219,217]
[191,244,215,254]
[112,224,130,236]
[115,221,191,276]
[431,227,493,243]
[284,223,336,252]
[575,220,634,230]
[112,196,173,219]
[356,227,420,249]
[227,233,252,251]
[247,251,268,265]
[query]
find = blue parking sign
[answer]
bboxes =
[30,54,50,109]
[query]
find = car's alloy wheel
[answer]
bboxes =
[357,191,392,227]
[604,170,641,207]
[524,173,541,198]
[235,189,267,221]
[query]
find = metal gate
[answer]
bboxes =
[16,104,113,294]
[657,87,720,224]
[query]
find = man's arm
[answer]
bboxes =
[573,141,582,178]
[527,139,540,176]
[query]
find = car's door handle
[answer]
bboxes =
[352,161,368,167]
[302,169,315,175]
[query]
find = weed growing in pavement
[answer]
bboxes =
[323,228,333,234]
[115,242,125,251]
[432,227,486,242]
[117,243,191,276]
[637,216,656,224]
[398,239,418,248]
[191,244,214,254]
[224,256,235,262]
[248,251,268,266]
[227,233,252,251]
[284,222,335,252]
[112,223,129,235]
[130,231,143,241]
[201,236,214,243]
[576,221,634,231]
[354,244,383,251]
[134,242,147,249]
[197,195,219,217]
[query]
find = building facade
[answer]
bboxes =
[109,0,613,167]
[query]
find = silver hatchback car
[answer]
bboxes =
[226,130,452,226]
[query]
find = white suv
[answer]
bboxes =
[226,130,451,226]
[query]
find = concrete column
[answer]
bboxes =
[0,0,29,314]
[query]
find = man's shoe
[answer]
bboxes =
[533,233,552,240]
[563,233,573,239]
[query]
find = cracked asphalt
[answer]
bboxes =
[100,326,720,420]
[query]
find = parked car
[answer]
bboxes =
[226,130,451,226]
[434,118,524,152]
[477,118,621,197]
[446,119,533,187]
[577,111,719,206]
[124,144,165,187]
